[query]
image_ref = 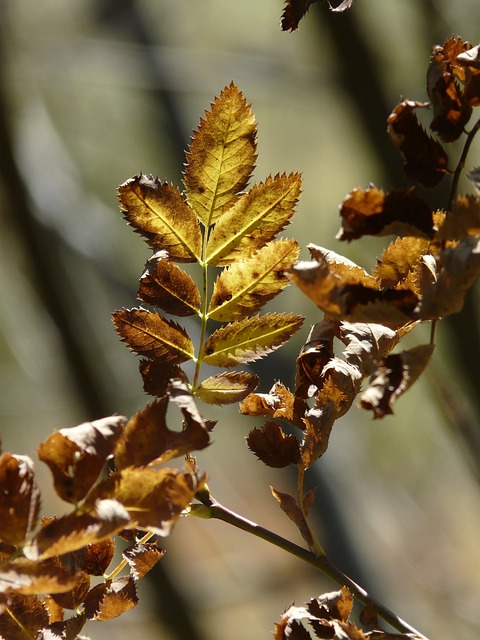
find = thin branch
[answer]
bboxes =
[190,499,429,639]
[448,117,480,211]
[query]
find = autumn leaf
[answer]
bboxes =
[0,558,82,596]
[183,82,257,227]
[281,0,355,31]
[206,173,302,266]
[137,251,200,316]
[139,359,187,398]
[0,453,40,546]
[337,186,434,241]
[49,572,90,609]
[123,543,165,580]
[118,175,201,261]
[114,397,209,469]
[84,576,138,621]
[208,239,299,321]
[112,307,194,363]
[240,382,307,429]
[457,43,480,107]
[0,594,49,640]
[387,100,449,187]
[270,487,314,547]
[295,319,335,398]
[247,422,300,468]
[201,312,304,367]
[436,194,480,240]
[82,538,115,576]
[373,237,433,289]
[195,371,259,405]
[360,344,434,418]
[37,416,125,504]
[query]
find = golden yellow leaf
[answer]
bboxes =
[183,83,257,227]
[112,308,194,364]
[138,251,201,316]
[208,239,299,321]
[206,173,302,265]
[436,194,480,240]
[195,371,259,405]
[201,312,304,367]
[118,175,201,262]
[373,237,432,288]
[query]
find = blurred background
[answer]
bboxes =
[1,0,480,638]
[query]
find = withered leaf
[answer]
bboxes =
[112,308,194,364]
[295,319,336,398]
[281,0,322,31]
[183,83,257,228]
[436,194,480,240]
[338,321,401,375]
[114,397,209,469]
[0,594,49,640]
[201,312,304,367]
[138,251,200,316]
[40,613,86,640]
[240,382,307,429]
[139,359,187,398]
[49,572,90,609]
[123,543,165,580]
[208,238,299,321]
[206,173,302,266]
[308,587,354,623]
[0,558,82,595]
[247,422,300,468]
[37,416,125,504]
[195,371,259,405]
[373,237,433,288]
[107,467,200,536]
[427,42,472,142]
[337,186,434,241]
[418,235,480,319]
[360,344,434,418]
[82,538,115,576]
[0,453,40,545]
[84,576,137,621]
[301,403,336,468]
[25,499,131,561]
[118,175,201,262]
[457,43,480,107]
[270,487,313,547]
[387,100,448,187]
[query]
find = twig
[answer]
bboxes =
[448,116,480,211]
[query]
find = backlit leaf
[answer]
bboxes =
[195,371,259,405]
[247,422,300,468]
[82,538,115,576]
[118,175,201,262]
[0,454,40,545]
[112,308,194,363]
[295,319,335,398]
[240,382,307,429]
[281,0,322,31]
[0,594,49,640]
[206,173,302,266]
[183,83,257,227]
[301,403,336,468]
[208,239,299,321]
[201,312,304,367]
[0,558,82,595]
[84,576,137,621]
[123,543,165,580]
[270,487,313,547]
[337,186,434,241]
[114,398,209,469]
[26,500,130,561]
[373,237,432,288]
[457,43,480,107]
[436,194,480,240]
[49,573,90,609]
[360,344,434,418]
[139,359,187,398]
[138,251,200,316]
[37,416,125,504]
[387,100,448,187]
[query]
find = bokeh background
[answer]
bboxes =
[1,1,480,638]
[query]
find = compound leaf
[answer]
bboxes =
[208,238,299,321]
[112,308,194,363]
[183,82,257,227]
[206,173,302,266]
[201,313,304,367]
[118,175,201,262]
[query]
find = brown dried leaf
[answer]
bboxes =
[206,173,302,266]
[281,0,322,31]
[427,42,472,141]
[37,416,125,504]
[82,538,115,576]
[208,238,299,321]
[295,319,336,398]
[337,186,434,241]
[114,397,209,470]
[0,558,82,596]
[138,251,200,316]
[457,43,480,107]
[183,83,257,227]
[240,382,307,429]
[0,454,40,545]
[123,543,165,580]
[112,308,194,364]
[49,572,90,609]
[0,594,49,640]
[387,100,448,187]
[373,237,432,288]
[271,487,313,547]
[301,403,336,468]
[139,359,187,398]
[418,236,480,319]
[84,576,138,621]
[26,499,131,561]
[308,587,353,623]
[436,194,480,240]
[201,312,304,367]
[195,371,259,405]
[360,344,434,418]
[247,422,300,468]
[118,174,201,261]
[40,613,86,640]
